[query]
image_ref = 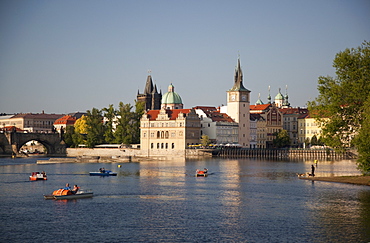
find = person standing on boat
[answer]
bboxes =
[311,165,315,177]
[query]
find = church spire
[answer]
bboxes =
[144,75,154,94]
[229,56,249,92]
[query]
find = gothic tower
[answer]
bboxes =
[226,57,251,147]
[137,75,162,110]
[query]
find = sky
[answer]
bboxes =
[1,0,369,114]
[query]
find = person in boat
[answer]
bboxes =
[63,183,71,190]
[203,168,208,173]
[41,171,46,176]
[72,185,79,194]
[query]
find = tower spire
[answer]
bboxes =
[230,56,248,91]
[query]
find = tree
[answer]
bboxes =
[102,104,116,144]
[73,115,88,146]
[200,135,211,147]
[311,135,318,146]
[132,100,145,144]
[308,41,370,173]
[85,108,105,148]
[63,125,75,147]
[272,129,291,148]
[115,102,133,145]
[353,96,370,173]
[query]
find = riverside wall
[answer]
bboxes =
[62,148,356,163]
[66,148,211,162]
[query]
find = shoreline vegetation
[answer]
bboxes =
[300,176,370,186]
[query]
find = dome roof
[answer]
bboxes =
[161,84,183,104]
[275,89,284,100]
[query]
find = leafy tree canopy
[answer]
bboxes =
[200,135,211,147]
[273,129,291,148]
[308,41,370,173]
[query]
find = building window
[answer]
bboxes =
[157,131,160,138]
[151,143,154,149]
[161,143,164,149]
[157,143,159,149]
[165,143,168,149]
[172,143,175,149]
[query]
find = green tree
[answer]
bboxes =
[115,102,133,145]
[304,138,310,149]
[85,108,105,148]
[132,100,145,144]
[353,96,370,173]
[200,135,211,147]
[311,135,318,146]
[308,41,370,172]
[102,104,116,144]
[63,125,75,147]
[273,129,291,148]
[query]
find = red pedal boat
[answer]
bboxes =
[29,172,47,181]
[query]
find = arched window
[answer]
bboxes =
[157,131,160,138]
[151,143,154,149]
[161,143,164,149]
[157,143,160,149]
[172,143,175,149]
[161,131,164,138]
[165,131,169,138]
[165,143,168,149]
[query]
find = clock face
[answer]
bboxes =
[242,95,247,101]
[231,94,236,101]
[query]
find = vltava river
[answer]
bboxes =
[0,157,369,242]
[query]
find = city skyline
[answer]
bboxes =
[1,0,369,114]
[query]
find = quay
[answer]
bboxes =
[211,148,356,159]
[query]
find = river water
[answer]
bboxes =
[0,157,369,242]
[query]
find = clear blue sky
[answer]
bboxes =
[1,0,369,114]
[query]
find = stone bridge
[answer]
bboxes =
[0,131,66,156]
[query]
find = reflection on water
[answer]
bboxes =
[0,157,369,242]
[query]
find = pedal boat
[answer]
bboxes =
[195,169,208,177]
[44,188,93,200]
[89,170,117,176]
[29,172,47,181]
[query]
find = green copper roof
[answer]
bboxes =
[161,84,183,104]
[275,89,284,100]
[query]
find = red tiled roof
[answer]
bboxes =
[54,115,77,125]
[145,109,192,121]
[250,104,271,111]
[192,106,217,112]
[194,106,235,123]
[279,107,308,115]
[210,112,235,123]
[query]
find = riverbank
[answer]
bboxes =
[300,175,370,186]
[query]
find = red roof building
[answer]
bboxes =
[53,115,77,133]
[140,108,201,152]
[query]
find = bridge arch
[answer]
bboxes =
[1,132,66,156]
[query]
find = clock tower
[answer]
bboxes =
[226,57,251,147]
